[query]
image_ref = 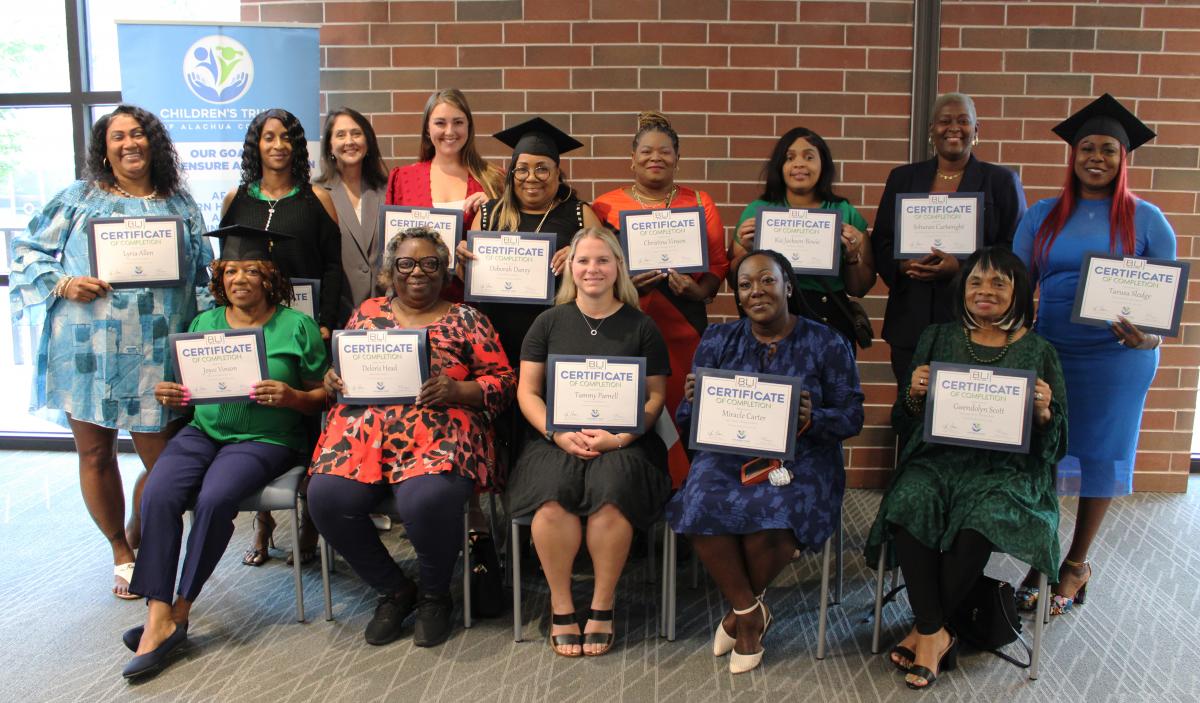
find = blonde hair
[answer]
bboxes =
[418,89,503,198]
[555,227,640,308]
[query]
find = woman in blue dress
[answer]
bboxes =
[9,105,211,599]
[1013,94,1176,615]
[666,249,864,674]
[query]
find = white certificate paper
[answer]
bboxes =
[755,207,843,276]
[88,216,185,288]
[464,232,556,305]
[546,355,646,433]
[619,207,709,274]
[169,329,267,404]
[378,206,463,268]
[924,363,1035,453]
[1071,254,1189,336]
[287,278,320,320]
[689,369,803,460]
[333,329,430,405]
[895,193,983,258]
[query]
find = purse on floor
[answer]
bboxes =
[949,575,1032,668]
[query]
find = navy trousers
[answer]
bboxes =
[130,426,296,603]
[308,472,474,595]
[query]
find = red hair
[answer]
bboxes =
[1031,143,1138,278]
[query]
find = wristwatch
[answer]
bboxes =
[544,429,556,443]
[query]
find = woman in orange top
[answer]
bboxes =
[591,112,729,486]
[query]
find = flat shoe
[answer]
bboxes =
[113,563,140,600]
[583,608,615,657]
[123,621,188,652]
[122,622,188,680]
[549,611,582,657]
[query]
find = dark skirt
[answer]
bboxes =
[507,432,671,530]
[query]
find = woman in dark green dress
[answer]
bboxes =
[864,247,1066,690]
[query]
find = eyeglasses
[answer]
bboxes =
[512,165,553,181]
[394,256,442,275]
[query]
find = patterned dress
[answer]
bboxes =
[9,181,211,431]
[864,323,1067,578]
[309,298,515,489]
[666,316,864,550]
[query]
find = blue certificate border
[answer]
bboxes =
[753,206,844,277]
[332,328,430,405]
[288,277,321,321]
[168,328,268,405]
[463,231,557,306]
[618,206,710,275]
[687,367,805,461]
[923,361,1036,454]
[87,216,186,288]
[893,192,984,259]
[377,206,464,267]
[1070,252,1189,337]
[545,354,647,434]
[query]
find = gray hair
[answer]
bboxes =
[930,92,977,126]
[378,227,452,289]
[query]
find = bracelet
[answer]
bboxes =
[52,276,74,298]
[904,388,925,415]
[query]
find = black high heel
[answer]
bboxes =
[889,644,915,672]
[905,634,958,690]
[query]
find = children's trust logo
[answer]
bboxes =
[183,35,254,104]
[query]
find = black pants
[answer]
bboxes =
[890,345,915,388]
[892,526,993,635]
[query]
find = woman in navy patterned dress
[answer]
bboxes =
[666,250,863,674]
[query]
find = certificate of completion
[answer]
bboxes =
[287,278,320,320]
[87,216,185,288]
[924,362,1035,454]
[688,368,804,460]
[754,207,843,276]
[464,231,556,305]
[333,329,430,405]
[169,329,268,404]
[894,193,983,258]
[1071,253,1189,336]
[619,207,709,274]
[545,355,646,433]
[378,206,464,268]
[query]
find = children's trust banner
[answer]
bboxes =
[117,22,319,228]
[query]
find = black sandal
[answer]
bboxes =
[889,644,915,672]
[583,608,615,657]
[242,513,275,566]
[549,612,582,657]
[905,635,958,690]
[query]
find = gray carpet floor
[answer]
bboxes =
[2,450,1197,702]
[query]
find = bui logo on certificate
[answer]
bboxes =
[688,368,805,460]
[332,329,430,405]
[545,355,646,433]
[923,362,1035,454]
[378,206,463,268]
[169,329,268,404]
[87,216,186,288]
[1071,253,1189,336]
[618,207,709,274]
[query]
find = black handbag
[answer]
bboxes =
[815,278,874,349]
[949,575,1032,668]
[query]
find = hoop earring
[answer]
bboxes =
[103,157,110,169]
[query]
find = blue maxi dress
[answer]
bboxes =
[1014,197,1176,497]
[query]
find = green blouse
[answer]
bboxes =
[736,198,870,293]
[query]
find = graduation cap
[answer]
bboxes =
[493,117,583,164]
[204,224,294,261]
[1051,93,1155,151]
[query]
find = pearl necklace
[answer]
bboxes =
[963,325,1015,364]
[113,183,157,200]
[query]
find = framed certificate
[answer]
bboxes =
[87,216,185,288]
[754,207,843,276]
[688,368,805,460]
[923,362,1036,454]
[378,206,464,268]
[287,278,320,320]
[1071,253,1189,336]
[332,328,430,405]
[463,231,556,305]
[618,206,709,274]
[545,355,646,433]
[894,193,983,259]
[169,328,268,404]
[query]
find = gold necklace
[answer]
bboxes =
[936,170,963,181]
[631,183,676,208]
[530,197,561,233]
[963,325,1015,364]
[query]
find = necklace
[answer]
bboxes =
[936,170,963,181]
[963,325,1016,364]
[578,304,616,336]
[113,182,157,200]
[531,198,561,233]
[631,183,676,208]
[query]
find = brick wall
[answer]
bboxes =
[240,0,1200,492]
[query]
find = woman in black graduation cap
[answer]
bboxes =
[1013,94,1177,617]
[119,225,329,680]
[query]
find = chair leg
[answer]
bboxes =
[291,495,305,623]
[833,511,844,605]
[690,550,699,589]
[816,537,832,660]
[646,524,657,584]
[319,535,333,622]
[871,543,887,654]
[666,527,677,642]
[659,523,669,638]
[511,520,523,642]
[463,507,472,629]
[1030,570,1048,680]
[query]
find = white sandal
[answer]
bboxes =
[113,562,141,600]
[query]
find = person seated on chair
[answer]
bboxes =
[121,225,329,680]
[666,249,864,675]
[307,227,515,648]
[863,247,1066,690]
[507,227,671,658]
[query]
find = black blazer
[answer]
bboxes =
[870,154,1026,349]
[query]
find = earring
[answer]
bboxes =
[972,135,979,147]
[103,157,110,169]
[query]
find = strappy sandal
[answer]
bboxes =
[1014,569,1041,611]
[113,562,141,600]
[583,608,615,657]
[889,644,915,672]
[242,513,276,566]
[1050,559,1091,616]
[905,632,958,690]
[549,611,582,657]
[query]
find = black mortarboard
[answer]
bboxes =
[204,224,294,261]
[493,117,583,164]
[1051,93,1155,151]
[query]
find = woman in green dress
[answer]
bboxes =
[864,247,1066,690]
